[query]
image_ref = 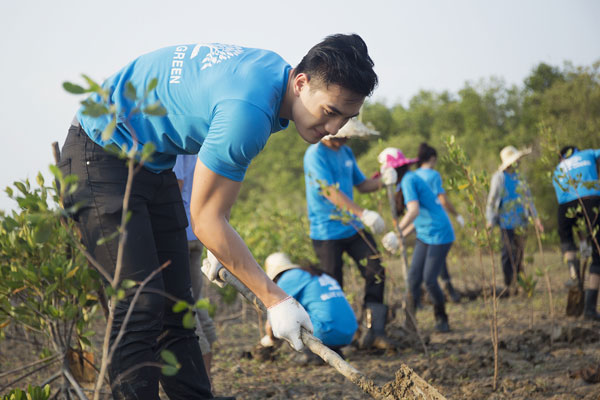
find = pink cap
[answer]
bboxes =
[377,147,418,169]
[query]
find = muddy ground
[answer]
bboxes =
[1,250,600,399]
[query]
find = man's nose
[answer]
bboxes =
[324,118,347,135]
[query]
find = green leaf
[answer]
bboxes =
[121,279,137,289]
[161,365,179,376]
[172,300,189,313]
[160,349,178,366]
[146,78,158,94]
[143,101,167,116]
[182,311,195,329]
[101,117,117,142]
[63,82,86,94]
[124,81,137,101]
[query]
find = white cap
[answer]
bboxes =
[322,118,380,140]
[264,252,298,280]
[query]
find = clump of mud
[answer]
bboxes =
[378,365,446,400]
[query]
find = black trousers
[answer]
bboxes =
[558,196,600,274]
[58,125,212,399]
[500,228,526,287]
[312,231,385,305]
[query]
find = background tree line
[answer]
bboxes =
[231,60,600,264]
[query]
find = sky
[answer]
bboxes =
[0,0,598,212]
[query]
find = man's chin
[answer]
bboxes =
[298,130,320,144]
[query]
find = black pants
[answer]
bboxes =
[558,196,600,274]
[58,125,212,399]
[500,228,525,287]
[312,231,385,305]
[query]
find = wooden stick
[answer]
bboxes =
[217,268,446,400]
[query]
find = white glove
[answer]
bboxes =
[382,231,400,253]
[267,296,313,351]
[456,214,465,228]
[361,209,385,234]
[201,250,226,288]
[260,335,275,347]
[580,240,593,259]
[380,167,398,186]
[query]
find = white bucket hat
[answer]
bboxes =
[499,145,532,171]
[264,252,298,280]
[321,118,380,141]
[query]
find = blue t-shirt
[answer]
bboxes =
[277,269,358,346]
[304,143,366,240]
[400,171,454,245]
[173,155,198,241]
[499,172,529,229]
[415,168,445,196]
[552,149,600,204]
[77,44,291,181]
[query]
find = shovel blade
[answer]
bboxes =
[566,285,584,316]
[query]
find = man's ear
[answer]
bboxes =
[293,73,310,96]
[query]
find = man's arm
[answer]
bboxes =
[355,177,382,193]
[190,160,288,308]
[321,184,364,217]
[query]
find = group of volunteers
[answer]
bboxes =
[56,31,600,400]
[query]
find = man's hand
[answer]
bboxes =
[382,231,400,253]
[380,167,398,186]
[361,209,385,234]
[267,296,313,351]
[580,240,593,259]
[456,214,465,228]
[201,250,226,288]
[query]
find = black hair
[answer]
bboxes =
[417,142,437,167]
[559,145,578,160]
[294,33,378,97]
[393,164,413,217]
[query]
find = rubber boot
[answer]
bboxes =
[442,279,461,303]
[583,289,600,321]
[565,258,581,288]
[433,303,451,333]
[404,295,418,333]
[358,303,396,350]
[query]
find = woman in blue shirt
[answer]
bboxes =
[380,148,454,333]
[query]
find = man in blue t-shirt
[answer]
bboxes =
[552,145,600,320]
[485,146,544,295]
[259,252,358,364]
[304,119,397,350]
[58,34,378,400]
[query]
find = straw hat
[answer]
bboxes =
[264,252,298,280]
[322,118,380,140]
[498,146,532,171]
[377,147,418,169]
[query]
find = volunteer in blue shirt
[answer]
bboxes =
[379,148,454,333]
[415,143,464,303]
[303,118,397,350]
[261,253,358,364]
[552,145,600,321]
[58,34,378,400]
[485,146,544,296]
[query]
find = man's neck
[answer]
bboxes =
[278,69,295,121]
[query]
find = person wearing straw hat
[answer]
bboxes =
[485,145,544,296]
[552,145,600,320]
[303,118,397,350]
[259,252,358,364]
[379,147,454,333]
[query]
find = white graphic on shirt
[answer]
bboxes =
[190,43,244,70]
[345,160,353,168]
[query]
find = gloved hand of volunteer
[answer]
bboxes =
[580,240,593,259]
[382,231,400,253]
[361,209,385,234]
[456,214,465,228]
[201,250,227,288]
[380,167,398,186]
[267,296,313,351]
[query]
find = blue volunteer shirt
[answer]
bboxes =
[415,168,445,196]
[499,172,529,229]
[400,171,454,245]
[277,269,358,346]
[304,143,366,240]
[173,155,198,241]
[77,44,290,181]
[552,149,600,204]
